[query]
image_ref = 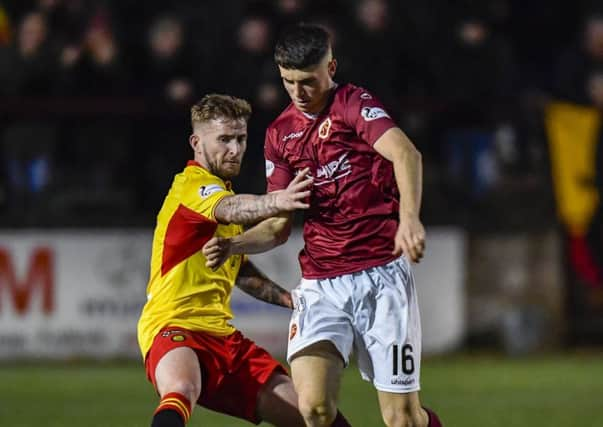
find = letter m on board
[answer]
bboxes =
[0,247,54,315]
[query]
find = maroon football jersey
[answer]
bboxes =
[265,83,401,278]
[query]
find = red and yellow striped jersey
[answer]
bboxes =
[137,161,244,359]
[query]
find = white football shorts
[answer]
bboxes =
[287,256,422,393]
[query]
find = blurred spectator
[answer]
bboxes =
[435,14,517,125]
[273,0,310,32]
[225,12,293,194]
[58,9,129,96]
[0,11,60,217]
[139,15,199,106]
[553,13,603,105]
[433,13,518,200]
[341,0,399,107]
[225,13,274,101]
[50,9,135,220]
[0,10,60,96]
[276,0,307,18]
[37,0,90,46]
[132,14,201,211]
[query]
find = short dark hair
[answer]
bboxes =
[274,23,331,69]
[191,94,252,127]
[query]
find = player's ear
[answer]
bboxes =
[189,133,200,151]
[328,58,337,78]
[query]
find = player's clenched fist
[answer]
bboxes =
[393,215,426,263]
[203,236,232,270]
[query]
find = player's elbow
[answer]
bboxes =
[404,141,421,162]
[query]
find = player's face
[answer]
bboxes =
[189,118,248,179]
[278,53,337,114]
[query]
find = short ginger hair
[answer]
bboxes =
[191,94,252,128]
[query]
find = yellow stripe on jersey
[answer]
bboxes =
[137,162,244,359]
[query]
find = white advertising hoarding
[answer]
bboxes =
[0,228,464,359]
[0,231,150,359]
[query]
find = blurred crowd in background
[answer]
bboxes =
[0,0,602,231]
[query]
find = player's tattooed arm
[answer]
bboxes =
[213,168,312,225]
[202,213,293,270]
[214,193,283,225]
[235,261,293,309]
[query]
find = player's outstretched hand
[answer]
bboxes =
[273,167,313,211]
[393,215,426,263]
[203,236,232,270]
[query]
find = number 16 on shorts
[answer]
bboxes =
[392,344,415,376]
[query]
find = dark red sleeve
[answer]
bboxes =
[264,127,294,192]
[343,87,398,146]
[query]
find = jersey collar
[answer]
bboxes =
[186,160,232,190]
[187,160,202,168]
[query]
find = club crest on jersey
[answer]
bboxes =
[199,184,223,198]
[361,106,390,121]
[318,117,332,139]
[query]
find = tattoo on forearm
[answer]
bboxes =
[236,262,292,308]
[215,194,280,225]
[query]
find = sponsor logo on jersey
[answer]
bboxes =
[198,184,224,198]
[360,92,373,100]
[265,159,275,177]
[361,106,390,121]
[282,130,304,141]
[315,153,351,185]
[318,117,332,139]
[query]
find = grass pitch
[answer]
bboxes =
[1,353,602,426]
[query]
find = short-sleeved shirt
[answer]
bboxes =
[137,161,244,359]
[265,83,399,279]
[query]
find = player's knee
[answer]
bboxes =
[162,379,200,404]
[297,395,337,427]
[381,405,425,427]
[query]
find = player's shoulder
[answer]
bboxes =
[181,163,226,192]
[182,173,230,209]
[266,102,300,146]
[334,82,374,105]
[267,102,297,131]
